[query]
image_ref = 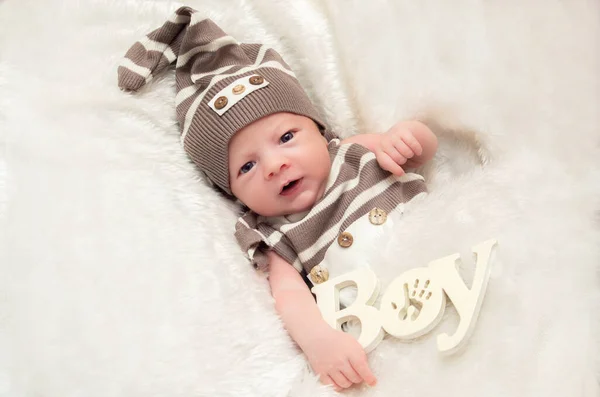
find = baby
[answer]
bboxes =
[230,113,436,392]
[118,6,437,391]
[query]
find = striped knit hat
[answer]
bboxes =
[118,6,332,195]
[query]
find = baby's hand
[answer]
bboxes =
[374,124,423,176]
[303,326,377,391]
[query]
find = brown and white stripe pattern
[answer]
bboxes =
[118,6,330,194]
[234,141,428,274]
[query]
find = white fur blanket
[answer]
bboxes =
[1,1,598,396]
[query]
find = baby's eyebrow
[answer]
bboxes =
[235,158,249,168]
[235,146,253,158]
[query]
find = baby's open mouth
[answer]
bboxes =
[280,179,302,195]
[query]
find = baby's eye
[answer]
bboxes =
[240,161,255,174]
[280,131,294,143]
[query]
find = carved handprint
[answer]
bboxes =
[380,267,446,340]
[400,278,434,321]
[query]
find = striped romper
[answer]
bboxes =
[234,139,428,285]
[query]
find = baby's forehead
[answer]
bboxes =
[227,112,327,158]
[227,116,285,151]
[227,128,266,158]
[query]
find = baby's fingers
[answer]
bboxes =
[320,375,341,392]
[382,137,408,165]
[330,371,352,389]
[392,138,415,160]
[377,151,405,176]
[350,354,377,386]
[341,363,362,384]
[401,132,423,156]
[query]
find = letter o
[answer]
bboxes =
[380,267,446,340]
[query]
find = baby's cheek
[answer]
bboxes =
[230,180,254,208]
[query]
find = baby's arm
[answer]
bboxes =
[342,120,438,175]
[267,250,377,391]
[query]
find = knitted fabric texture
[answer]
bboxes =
[234,141,428,274]
[118,6,333,194]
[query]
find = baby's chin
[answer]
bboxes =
[279,191,323,217]
[256,194,319,218]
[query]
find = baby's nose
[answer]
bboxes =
[265,157,289,179]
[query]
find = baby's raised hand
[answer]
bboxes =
[374,124,423,176]
[304,326,377,391]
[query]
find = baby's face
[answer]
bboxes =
[228,112,331,217]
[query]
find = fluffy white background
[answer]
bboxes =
[1,0,599,396]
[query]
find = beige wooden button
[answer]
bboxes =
[232,84,245,95]
[310,265,329,284]
[214,96,228,109]
[368,207,387,225]
[249,75,264,85]
[338,231,353,248]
